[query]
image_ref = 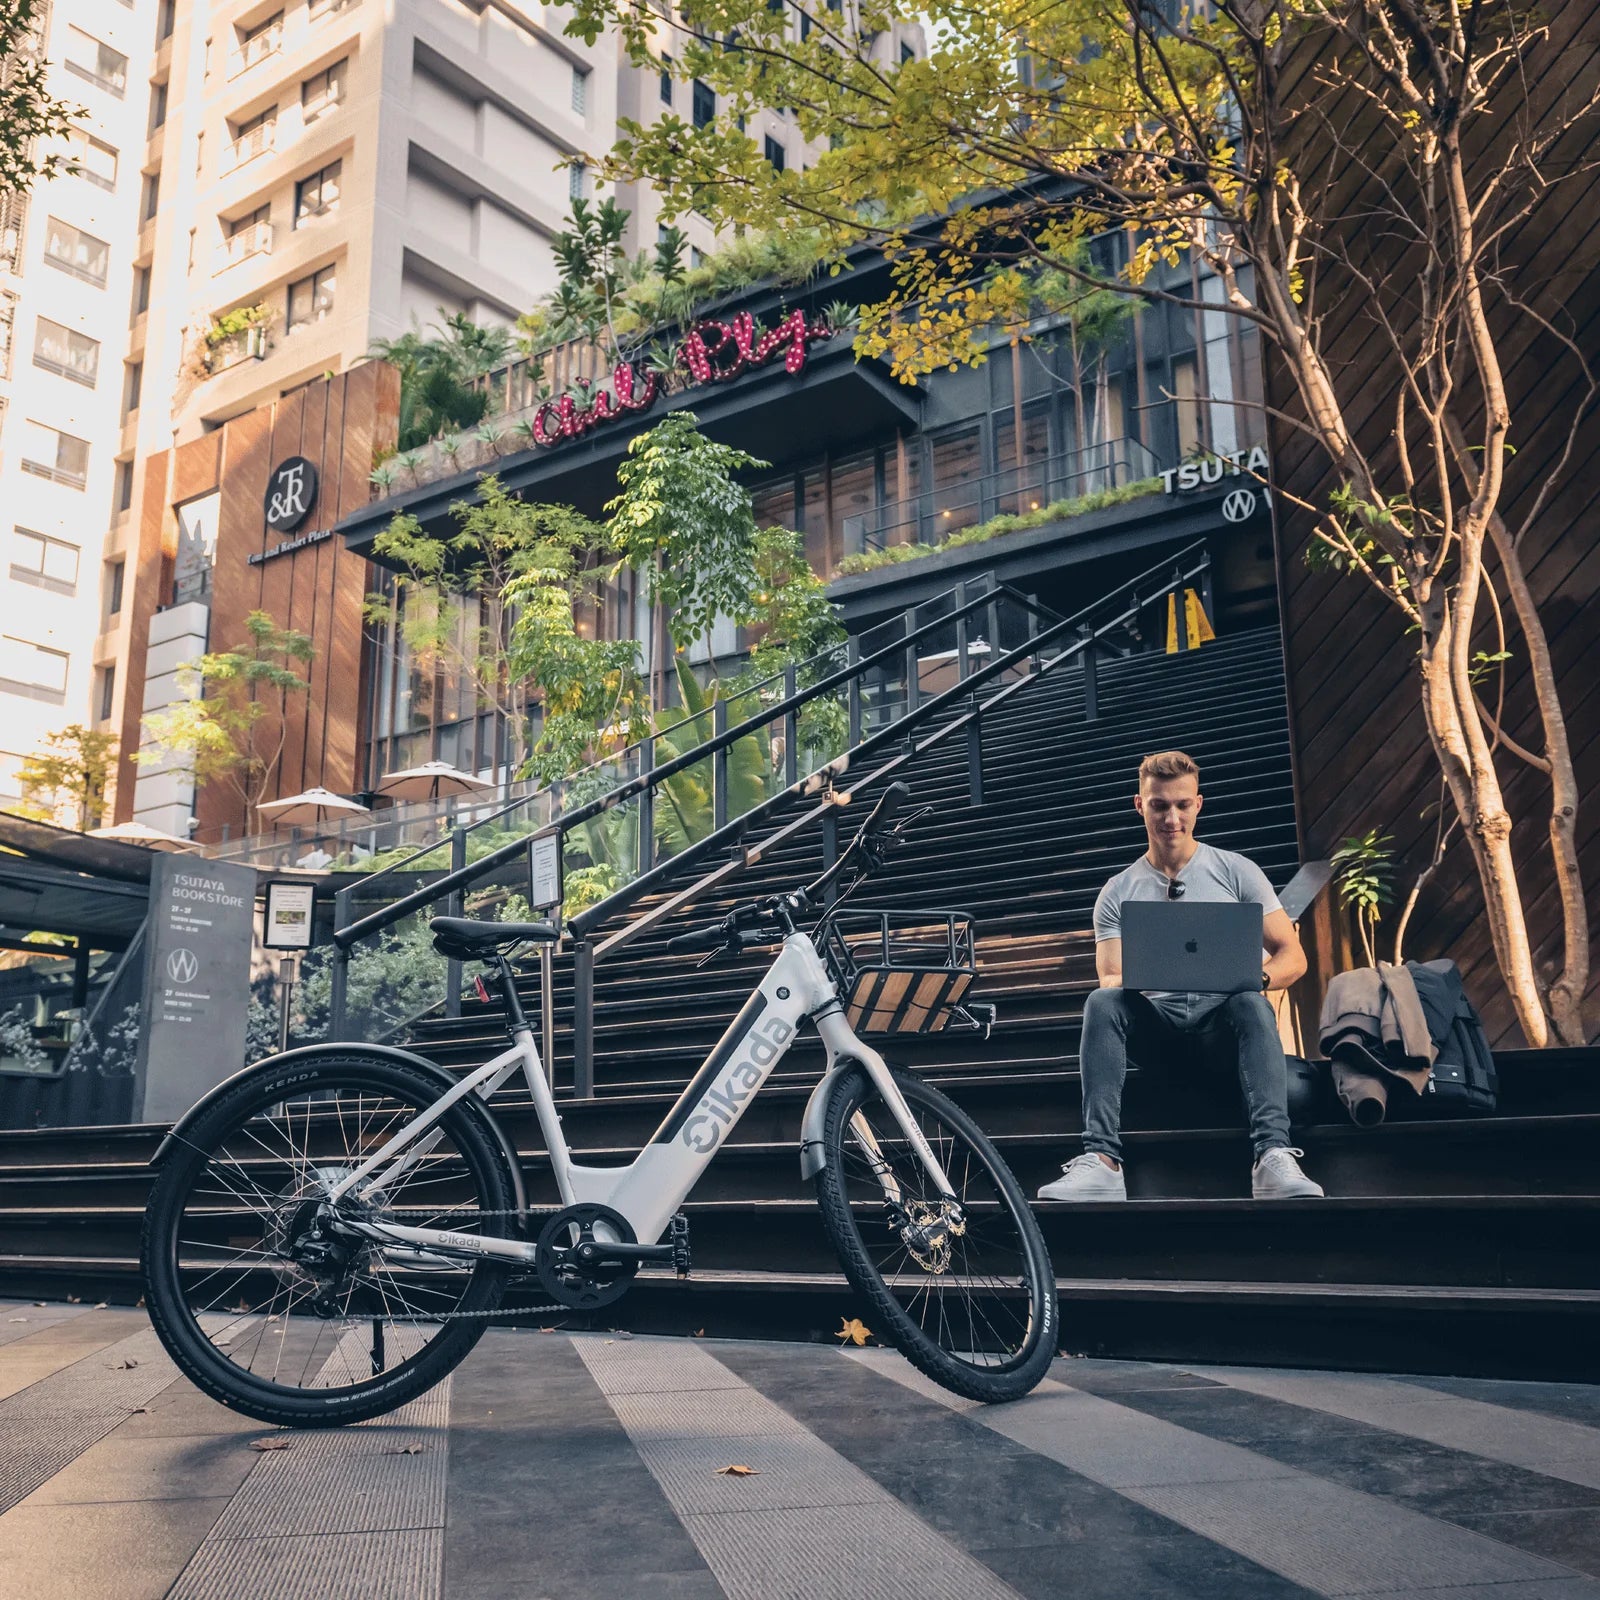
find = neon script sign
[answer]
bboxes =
[530,309,833,448]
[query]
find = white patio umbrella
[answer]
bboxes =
[372,761,493,802]
[257,787,372,827]
[87,820,202,853]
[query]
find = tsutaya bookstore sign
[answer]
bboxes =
[528,309,834,451]
[1159,445,1271,495]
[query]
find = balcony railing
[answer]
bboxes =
[842,437,1162,562]
[214,220,273,272]
[225,121,277,171]
[229,27,282,78]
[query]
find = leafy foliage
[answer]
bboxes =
[1332,831,1398,970]
[369,311,514,451]
[836,479,1159,577]
[16,725,118,830]
[0,1,85,196]
[137,612,314,832]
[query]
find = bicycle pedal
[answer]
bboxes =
[669,1212,692,1278]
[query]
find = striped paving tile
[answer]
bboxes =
[0,1299,94,1350]
[168,1331,452,1600]
[1192,1367,1600,1492]
[850,1351,1600,1599]
[574,1333,1023,1600]
[0,1323,183,1515]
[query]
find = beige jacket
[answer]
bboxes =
[1320,963,1436,1095]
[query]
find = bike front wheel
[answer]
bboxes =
[814,1063,1058,1402]
[141,1050,517,1428]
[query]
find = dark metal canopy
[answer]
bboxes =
[338,336,923,564]
[0,811,153,948]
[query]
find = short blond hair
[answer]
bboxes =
[1139,750,1200,786]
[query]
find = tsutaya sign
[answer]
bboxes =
[1160,446,1271,495]
[529,309,834,450]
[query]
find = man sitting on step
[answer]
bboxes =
[1038,749,1326,1203]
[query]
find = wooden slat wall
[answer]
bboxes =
[1269,1,1600,1046]
[113,366,398,840]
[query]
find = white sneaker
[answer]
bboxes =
[1037,1153,1127,1202]
[1252,1147,1325,1199]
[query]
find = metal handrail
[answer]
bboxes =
[331,575,1054,951]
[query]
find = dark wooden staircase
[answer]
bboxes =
[1,625,1595,1378]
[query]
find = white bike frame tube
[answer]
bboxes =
[338,932,956,1261]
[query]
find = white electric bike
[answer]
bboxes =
[141,784,1058,1425]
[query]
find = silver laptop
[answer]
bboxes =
[1120,901,1264,994]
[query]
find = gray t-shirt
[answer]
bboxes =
[1093,841,1281,1025]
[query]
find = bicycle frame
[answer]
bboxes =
[324,931,957,1266]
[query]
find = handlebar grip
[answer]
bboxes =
[666,926,724,953]
[863,781,912,834]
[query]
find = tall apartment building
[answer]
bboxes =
[0,0,922,831]
[0,0,154,814]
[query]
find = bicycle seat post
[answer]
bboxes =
[492,954,531,1037]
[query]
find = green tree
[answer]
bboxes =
[372,475,615,780]
[16,725,118,830]
[562,0,1596,1045]
[138,612,315,833]
[1,0,84,198]
[605,410,768,702]
[369,311,514,450]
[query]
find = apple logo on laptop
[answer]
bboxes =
[1184,939,1198,953]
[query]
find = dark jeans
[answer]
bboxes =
[1079,988,1293,1162]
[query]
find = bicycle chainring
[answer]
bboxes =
[535,1203,639,1310]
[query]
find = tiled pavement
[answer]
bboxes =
[1,1301,1598,1599]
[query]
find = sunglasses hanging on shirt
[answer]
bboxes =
[1167,878,1186,900]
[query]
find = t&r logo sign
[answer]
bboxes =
[264,457,318,533]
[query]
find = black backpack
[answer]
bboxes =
[1405,959,1499,1114]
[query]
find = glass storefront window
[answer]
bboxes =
[928,426,983,536]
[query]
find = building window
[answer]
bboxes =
[131,266,150,319]
[228,105,277,168]
[286,264,336,331]
[148,80,168,133]
[301,58,346,120]
[66,130,118,191]
[0,636,70,701]
[33,318,100,386]
[220,202,271,267]
[571,65,587,116]
[65,27,128,97]
[158,0,176,41]
[11,528,80,594]
[568,163,586,201]
[1,192,26,275]
[764,135,785,171]
[140,171,161,222]
[106,559,126,617]
[115,459,135,513]
[801,12,811,37]
[659,55,672,104]
[692,79,714,128]
[97,664,116,722]
[43,217,109,286]
[20,421,90,488]
[901,40,914,63]
[234,10,284,73]
[0,290,16,379]
[294,159,341,225]
[124,359,142,416]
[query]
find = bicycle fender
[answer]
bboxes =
[148,1042,529,1222]
[798,1059,859,1181]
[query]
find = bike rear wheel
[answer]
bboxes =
[141,1050,516,1428]
[814,1063,1058,1402]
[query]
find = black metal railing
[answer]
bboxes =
[325,544,1213,1089]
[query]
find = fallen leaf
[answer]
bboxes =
[715,1464,760,1476]
[538,1326,558,1334]
[131,1407,150,1415]
[66,1295,81,1304]
[250,1437,292,1452]
[110,1358,140,1370]
[7,1317,26,1323]
[692,1328,706,1338]
[836,1317,872,1347]
[381,1443,427,1455]
[93,1303,107,1310]
[32,1301,45,1307]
